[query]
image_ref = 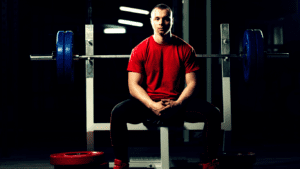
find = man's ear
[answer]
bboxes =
[150,18,154,26]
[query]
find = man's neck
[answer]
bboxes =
[153,32,172,44]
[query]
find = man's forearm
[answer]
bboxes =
[129,84,154,109]
[176,83,198,106]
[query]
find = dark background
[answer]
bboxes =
[1,0,300,156]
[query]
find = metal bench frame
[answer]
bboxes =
[85,24,232,169]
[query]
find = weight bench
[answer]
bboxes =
[85,57,232,169]
[87,121,231,169]
[82,24,232,169]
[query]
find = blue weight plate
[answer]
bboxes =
[253,29,264,80]
[243,29,257,83]
[64,31,74,84]
[56,31,65,84]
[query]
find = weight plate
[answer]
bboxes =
[50,151,105,166]
[64,31,74,84]
[56,31,65,84]
[253,29,264,80]
[243,29,257,83]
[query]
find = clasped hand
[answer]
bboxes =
[150,99,182,119]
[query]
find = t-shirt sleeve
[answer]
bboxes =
[127,48,144,73]
[184,47,200,73]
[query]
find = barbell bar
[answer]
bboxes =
[30,54,242,60]
[30,53,289,60]
[30,29,289,84]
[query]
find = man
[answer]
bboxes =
[110,3,222,169]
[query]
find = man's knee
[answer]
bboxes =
[111,101,128,118]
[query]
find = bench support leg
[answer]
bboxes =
[222,130,232,152]
[160,127,170,169]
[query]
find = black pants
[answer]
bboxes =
[110,95,222,163]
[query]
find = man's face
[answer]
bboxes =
[150,8,173,36]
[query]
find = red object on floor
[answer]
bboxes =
[113,159,129,169]
[199,159,219,169]
[50,151,105,166]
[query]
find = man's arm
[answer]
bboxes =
[128,72,170,116]
[176,71,199,106]
[128,71,154,109]
[160,71,199,119]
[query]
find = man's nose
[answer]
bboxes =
[158,19,163,25]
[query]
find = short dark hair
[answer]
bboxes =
[150,3,173,18]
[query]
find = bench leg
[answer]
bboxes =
[222,130,232,152]
[160,127,170,169]
[87,131,94,151]
[183,130,189,142]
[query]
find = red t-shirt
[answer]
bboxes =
[127,34,200,101]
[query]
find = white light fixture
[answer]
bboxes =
[104,28,126,34]
[118,19,143,27]
[119,6,149,15]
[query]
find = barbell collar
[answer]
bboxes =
[30,54,53,60]
[30,54,80,61]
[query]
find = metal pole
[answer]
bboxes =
[87,0,92,24]
[183,0,189,44]
[29,54,243,60]
[206,0,212,103]
[160,127,169,169]
[182,0,190,143]
[220,24,232,152]
[86,25,94,151]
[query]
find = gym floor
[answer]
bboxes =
[1,143,300,168]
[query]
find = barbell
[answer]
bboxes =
[30,29,289,84]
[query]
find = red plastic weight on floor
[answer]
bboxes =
[50,151,105,166]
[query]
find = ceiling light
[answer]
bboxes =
[119,6,149,15]
[104,28,126,34]
[118,19,143,27]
